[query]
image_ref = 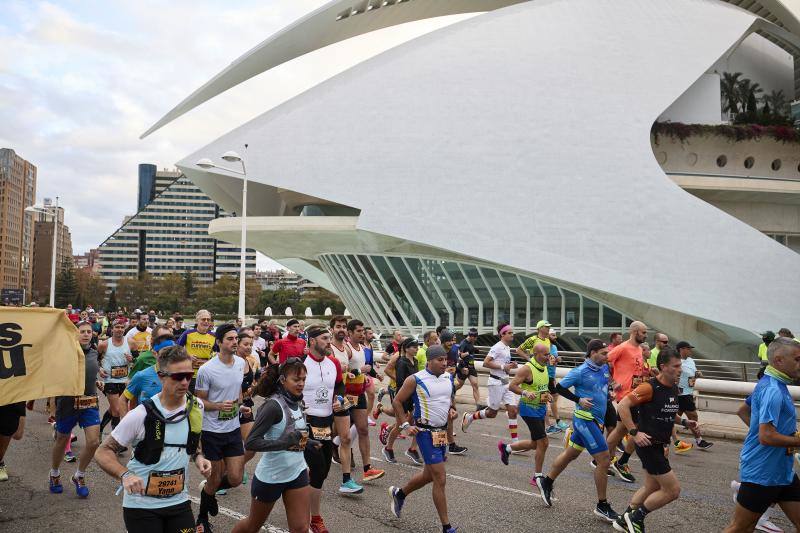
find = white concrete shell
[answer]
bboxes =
[171,0,800,357]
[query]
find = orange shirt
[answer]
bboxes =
[608,341,644,402]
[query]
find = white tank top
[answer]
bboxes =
[347,342,365,372]
[412,369,453,427]
[103,337,132,383]
[329,342,350,372]
[303,355,339,417]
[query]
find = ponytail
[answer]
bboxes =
[254,358,306,398]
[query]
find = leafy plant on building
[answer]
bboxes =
[719,71,791,125]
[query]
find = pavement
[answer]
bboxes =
[0,397,785,533]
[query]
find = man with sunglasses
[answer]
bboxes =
[194,323,251,531]
[95,345,212,533]
[177,309,216,392]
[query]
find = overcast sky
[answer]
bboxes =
[0,1,469,269]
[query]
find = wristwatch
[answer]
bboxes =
[400,422,410,430]
[628,428,638,436]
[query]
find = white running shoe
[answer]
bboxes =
[756,519,784,533]
[461,411,473,433]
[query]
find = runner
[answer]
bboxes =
[416,331,439,371]
[382,338,422,465]
[502,343,552,487]
[647,333,669,370]
[438,331,467,455]
[177,309,216,392]
[0,401,25,481]
[251,324,268,368]
[613,346,693,533]
[49,321,101,498]
[723,337,800,533]
[98,319,134,434]
[363,326,381,426]
[95,345,211,533]
[172,314,186,339]
[303,326,346,533]
[454,328,481,408]
[674,340,713,450]
[388,345,458,533]
[462,324,519,445]
[194,323,250,532]
[538,339,620,523]
[547,329,566,432]
[126,311,153,358]
[232,358,315,533]
[124,327,175,409]
[268,319,306,365]
[516,320,566,433]
[235,330,259,468]
[384,330,403,356]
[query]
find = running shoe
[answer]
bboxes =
[529,475,538,488]
[339,479,364,494]
[372,403,383,421]
[612,515,628,532]
[0,464,7,482]
[696,439,714,450]
[362,468,385,482]
[498,441,510,465]
[545,424,562,435]
[71,474,89,498]
[199,480,219,516]
[538,476,554,507]
[331,443,341,464]
[405,449,423,465]
[449,443,467,455]
[377,388,387,403]
[64,451,76,463]
[590,459,615,477]
[368,417,377,427]
[388,486,404,518]
[674,440,693,453]
[49,473,63,493]
[379,422,390,445]
[310,516,330,533]
[610,457,636,483]
[445,528,458,533]
[756,518,784,533]
[594,501,620,523]
[461,412,473,433]
[382,446,397,463]
[556,420,569,431]
[617,510,645,533]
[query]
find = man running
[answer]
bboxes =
[674,340,713,450]
[177,309,216,392]
[95,345,211,533]
[269,318,306,365]
[517,320,567,433]
[0,401,25,481]
[126,312,152,358]
[416,331,439,371]
[303,326,346,533]
[539,340,620,523]
[98,319,134,434]
[382,338,423,465]
[389,345,458,533]
[613,346,694,533]
[454,328,481,408]
[194,323,251,531]
[723,337,800,533]
[647,333,668,369]
[462,324,520,444]
[502,343,552,487]
[124,327,175,409]
[49,321,101,498]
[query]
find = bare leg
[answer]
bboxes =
[777,500,800,530]
[283,485,311,533]
[641,471,680,512]
[546,446,581,480]
[469,376,480,406]
[429,463,449,526]
[591,450,611,501]
[52,433,70,470]
[722,504,761,533]
[78,425,100,472]
[232,497,276,533]
[334,415,352,475]
[350,408,371,468]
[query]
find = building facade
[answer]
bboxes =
[73,249,100,272]
[0,148,36,301]
[98,167,256,290]
[254,269,320,293]
[31,202,73,302]
[148,0,800,359]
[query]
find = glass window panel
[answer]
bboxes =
[354,255,402,327]
[501,272,527,326]
[371,256,422,327]
[415,259,449,327]
[603,306,622,328]
[540,283,562,327]
[427,261,463,327]
[387,256,435,326]
[583,297,599,328]
[443,262,479,327]
[625,317,633,328]
[480,268,511,325]
[563,289,580,328]
[520,276,544,327]
[343,255,390,328]
[462,264,493,327]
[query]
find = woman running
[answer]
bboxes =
[236,331,258,465]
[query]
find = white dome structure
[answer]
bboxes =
[150,0,800,358]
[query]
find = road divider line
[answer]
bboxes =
[479,432,565,449]
[188,495,288,533]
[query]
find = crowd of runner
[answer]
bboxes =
[0,306,799,533]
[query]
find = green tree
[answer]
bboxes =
[107,289,117,311]
[183,270,196,301]
[720,71,743,115]
[738,78,763,114]
[55,261,78,308]
[763,89,788,117]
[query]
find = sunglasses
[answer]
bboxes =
[158,371,194,382]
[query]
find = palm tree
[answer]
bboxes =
[737,78,763,113]
[720,71,743,115]
[762,89,788,116]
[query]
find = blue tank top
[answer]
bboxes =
[254,395,308,484]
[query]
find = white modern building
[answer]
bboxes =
[144,0,800,359]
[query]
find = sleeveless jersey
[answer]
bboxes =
[103,337,132,384]
[412,369,454,428]
[303,355,342,417]
[518,360,550,418]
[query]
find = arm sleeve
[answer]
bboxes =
[556,383,580,403]
[244,399,301,452]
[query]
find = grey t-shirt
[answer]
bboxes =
[56,346,100,419]
[195,354,246,433]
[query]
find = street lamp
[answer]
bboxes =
[197,148,249,322]
[25,196,59,307]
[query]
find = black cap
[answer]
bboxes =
[427,345,447,359]
[675,341,694,350]
[762,330,776,341]
[286,318,299,328]
[586,339,607,356]
[400,337,419,350]
[440,331,454,342]
[467,328,478,336]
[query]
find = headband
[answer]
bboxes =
[153,339,175,352]
[307,328,327,339]
[499,325,513,335]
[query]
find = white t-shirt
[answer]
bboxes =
[112,396,206,446]
[125,326,152,352]
[486,341,512,379]
[253,337,267,356]
[195,355,246,433]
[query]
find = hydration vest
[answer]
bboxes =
[133,393,203,465]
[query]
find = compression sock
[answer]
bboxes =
[618,452,631,466]
[472,409,487,421]
[508,418,518,442]
[343,472,351,483]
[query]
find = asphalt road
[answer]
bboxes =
[0,398,785,533]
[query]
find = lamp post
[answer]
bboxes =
[197,149,249,322]
[25,196,59,307]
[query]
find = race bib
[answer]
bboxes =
[217,402,239,421]
[311,425,332,441]
[111,365,129,379]
[74,395,98,410]
[289,430,308,451]
[344,395,359,408]
[431,430,448,447]
[145,468,185,498]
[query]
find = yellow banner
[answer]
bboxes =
[0,307,85,406]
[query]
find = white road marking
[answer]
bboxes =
[188,495,289,533]
[479,432,565,449]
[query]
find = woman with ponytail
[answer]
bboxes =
[232,358,317,533]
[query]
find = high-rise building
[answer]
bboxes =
[0,148,37,301]
[73,249,100,272]
[31,200,73,303]
[255,269,320,294]
[98,167,256,290]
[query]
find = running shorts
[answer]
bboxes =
[103,382,127,396]
[604,401,617,428]
[123,500,194,533]
[487,380,519,411]
[305,415,334,490]
[416,429,448,465]
[55,407,101,435]
[334,392,367,416]
[521,415,546,441]
[737,475,800,515]
[201,428,244,461]
[636,443,671,475]
[388,386,397,402]
[252,470,309,503]
[569,417,608,456]
[678,395,696,413]
[457,364,478,379]
[0,402,25,437]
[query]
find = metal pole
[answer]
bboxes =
[237,159,248,322]
[49,196,59,307]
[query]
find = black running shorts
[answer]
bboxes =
[123,500,195,533]
[635,443,671,476]
[678,394,696,413]
[0,402,25,437]
[737,475,800,515]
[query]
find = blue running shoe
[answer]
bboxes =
[339,479,364,495]
[445,528,459,533]
[556,420,569,431]
[49,474,63,494]
[71,475,89,498]
[388,486,404,518]
[545,424,562,435]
